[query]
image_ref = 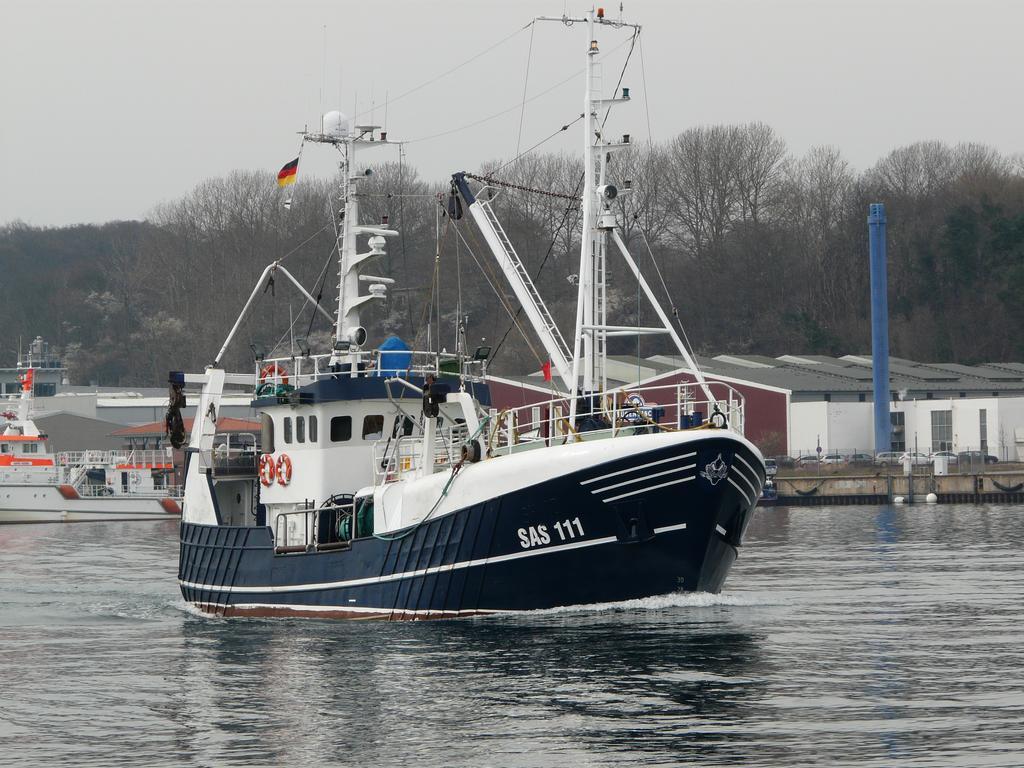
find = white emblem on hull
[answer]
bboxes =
[700,453,729,486]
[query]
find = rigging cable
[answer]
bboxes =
[514,20,536,162]
[632,216,703,371]
[446,208,548,370]
[486,25,640,367]
[488,171,585,365]
[349,22,533,125]
[404,33,636,146]
[265,243,338,358]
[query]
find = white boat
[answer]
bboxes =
[0,369,181,523]
[175,8,765,619]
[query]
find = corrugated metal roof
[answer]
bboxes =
[630,353,1024,395]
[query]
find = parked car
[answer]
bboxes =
[821,453,845,465]
[930,450,958,464]
[772,455,796,469]
[764,458,778,477]
[847,452,874,467]
[797,454,821,466]
[956,450,999,465]
[874,451,903,467]
[899,451,931,466]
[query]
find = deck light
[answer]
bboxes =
[597,7,605,18]
[590,40,599,52]
[622,87,630,99]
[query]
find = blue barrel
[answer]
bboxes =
[377,335,412,376]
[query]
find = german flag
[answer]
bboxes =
[277,158,299,188]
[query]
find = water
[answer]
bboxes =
[1,505,1022,767]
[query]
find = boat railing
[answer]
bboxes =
[273,501,358,554]
[373,423,467,483]
[74,482,183,498]
[484,382,746,457]
[253,349,486,394]
[210,438,259,477]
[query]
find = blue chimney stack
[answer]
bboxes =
[868,203,891,454]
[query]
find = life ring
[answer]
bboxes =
[259,363,289,386]
[258,453,276,486]
[276,453,293,486]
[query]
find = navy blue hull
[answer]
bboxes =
[178,437,762,619]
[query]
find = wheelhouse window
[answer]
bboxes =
[392,415,414,437]
[283,416,293,444]
[296,416,305,444]
[362,415,384,441]
[309,415,318,443]
[23,443,39,454]
[330,416,352,442]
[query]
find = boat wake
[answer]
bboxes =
[516,590,770,619]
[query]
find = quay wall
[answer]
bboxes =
[774,470,1024,505]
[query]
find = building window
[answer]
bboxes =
[295,416,305,444]
[330,416,351,442]
[890,411,906,453]
[979,409,987,452]
[362,415,384,440]
[931,410,952,452]
[283,417,293,444]
[309,416,318,443]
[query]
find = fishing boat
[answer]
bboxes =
[176,8,765,619]
[0,369,181,523]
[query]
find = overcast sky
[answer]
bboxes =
[2,0,1021,227]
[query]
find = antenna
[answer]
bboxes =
[320,24,327,133]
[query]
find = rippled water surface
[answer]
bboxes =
[1,505,1022,767]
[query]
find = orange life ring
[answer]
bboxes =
[258,453,276,486]
[276,453,293,486]
[259,362,289,386]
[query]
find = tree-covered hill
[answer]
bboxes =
[3,128,1022,386]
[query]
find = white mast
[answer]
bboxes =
[456,9,723,427]
[304,113,399,372]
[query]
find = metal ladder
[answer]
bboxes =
[477,198,572,364]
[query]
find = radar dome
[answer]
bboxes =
[322,111,349,137]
